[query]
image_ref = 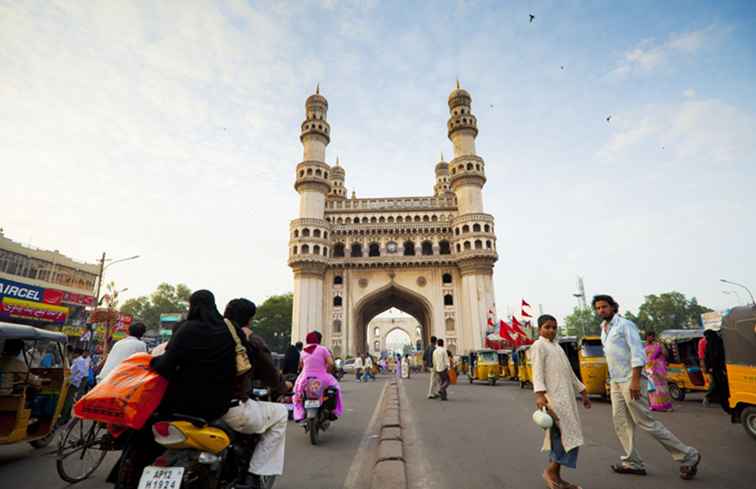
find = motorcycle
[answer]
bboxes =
[301,377,338,446]
[333,368,345,382]
[136,389,276,489]
[281,375,297,421]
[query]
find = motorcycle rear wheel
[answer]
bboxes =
[308,418,319,445]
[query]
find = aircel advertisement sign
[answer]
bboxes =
[0,278,45,302]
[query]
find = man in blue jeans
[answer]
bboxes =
[594,294,701,480]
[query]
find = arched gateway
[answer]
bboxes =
[289,83,499,356]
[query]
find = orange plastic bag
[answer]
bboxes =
[74,353,167,429]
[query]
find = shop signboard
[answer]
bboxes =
[0,278,45,302]
[0,297,68,324]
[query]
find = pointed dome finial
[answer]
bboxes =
[336,156,340,166]
[456,78,460,90]
[440,151,445,162]
[316,82,320,95]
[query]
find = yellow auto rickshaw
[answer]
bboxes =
[515,345,532,388]
[659,329,708,401]
[467,349,499,385]
[0,323,70,448]
[722,305,756,440]
[578,335,609,398]
[508,353,518,381]
[497,350,512,379]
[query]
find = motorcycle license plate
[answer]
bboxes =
[138,466,184,489]
[304,400,321,408]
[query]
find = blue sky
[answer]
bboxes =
[2,0,754,321]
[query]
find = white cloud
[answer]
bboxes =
[683,88,697,98]
[607,25,722,79]
[597,98,756,164]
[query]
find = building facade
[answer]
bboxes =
[289,84,498,356]
[0,229,98,327]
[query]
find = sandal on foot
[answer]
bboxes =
[680,452,701,480]
[611,463,647,475]
[542,473,566,489]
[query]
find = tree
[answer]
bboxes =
[563,307,602,337]
[120,283,191,332]
[252,293,293,353]
[625,291,712,334]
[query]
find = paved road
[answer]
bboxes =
[0,376,387,489]
[403,372,755,489]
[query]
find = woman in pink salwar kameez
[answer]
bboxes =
[645,332,673,412]
[293,331,344,422]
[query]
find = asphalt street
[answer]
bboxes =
[2,374,753,489]
[402,372,756,489]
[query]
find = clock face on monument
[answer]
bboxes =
[386,242,398,253]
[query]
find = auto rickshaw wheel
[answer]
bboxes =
[741,406,756,440]
[30,427,57,449]
[669,383,685,401]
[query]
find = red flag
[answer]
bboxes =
[521,299,533,318]
[511,316,527,337]
[499,320,514,343]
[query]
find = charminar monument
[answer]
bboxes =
[289,83,498,357]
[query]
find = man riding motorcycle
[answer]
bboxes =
[221,298,289,488]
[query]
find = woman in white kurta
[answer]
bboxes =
[531,315,591,489]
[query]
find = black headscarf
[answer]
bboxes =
[186,289,225,327]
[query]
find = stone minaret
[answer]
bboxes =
[433,153,453,197]
[328,157,346,200]
[289,86,332,342]
[447,82,498,350]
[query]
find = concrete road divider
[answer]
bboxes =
[371,380,407,489]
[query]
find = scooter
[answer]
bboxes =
[301,377,338,446]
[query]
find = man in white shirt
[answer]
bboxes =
[363,354,375,381]
[432,339,450,401]
[98,322,147,382]
[353,355,364,382]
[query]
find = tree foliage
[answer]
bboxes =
[624,291,712,334]
[252,293,293,353]
[120,283,191,331]
[563,306,602,337]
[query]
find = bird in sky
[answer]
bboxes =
[606,115,612,123]
[560,65,564,70]
[490,104,494,108]
[529,14,535,23]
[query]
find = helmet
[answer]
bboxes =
[532,407,554,430]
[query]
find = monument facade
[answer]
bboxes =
[289,83,498,356]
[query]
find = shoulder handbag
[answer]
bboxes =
[224,319,252,376]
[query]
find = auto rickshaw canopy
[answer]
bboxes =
[722,305,756,367]
[0,322,67,343]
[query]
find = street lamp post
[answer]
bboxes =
[720,279,755,305]
[94,253,140,304]
[92,253,139,355]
